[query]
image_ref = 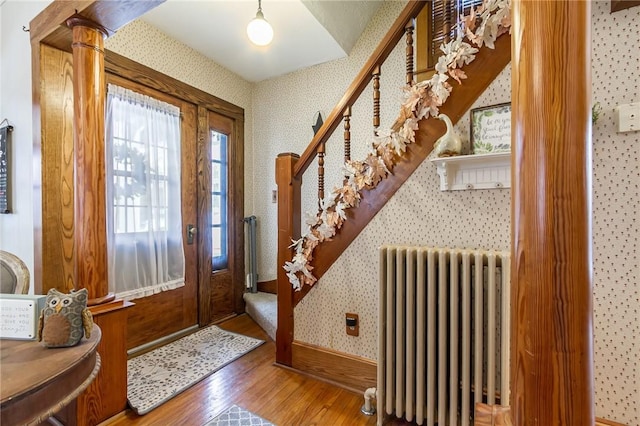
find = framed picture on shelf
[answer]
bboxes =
[470,102,511,154]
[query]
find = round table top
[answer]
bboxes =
[0,326,101,426]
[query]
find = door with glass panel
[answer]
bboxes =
[201,110,244,323]
[105,73,199,349]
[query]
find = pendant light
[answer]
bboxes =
[247,0,273,46]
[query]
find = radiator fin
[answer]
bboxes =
[378,246,510,426]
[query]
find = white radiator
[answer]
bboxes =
[377,246,511,426]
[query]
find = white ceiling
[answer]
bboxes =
[141,0,383,83]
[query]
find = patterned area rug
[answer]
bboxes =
[204,405,274,426]
[127,326,264,415]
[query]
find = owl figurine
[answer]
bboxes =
[38,288,93,348]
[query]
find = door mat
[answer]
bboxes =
[127,326,263,415]
[204,405,275,426]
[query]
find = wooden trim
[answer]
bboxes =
[291,341,376,393]
[77,301,132,424]
[414,4,431,83]
[475,403,511,426]
[611,0,640,12]
[230,116,246,315]
[197,106,212,326]
[511,1,593,423]
[293,0,427,177]
[30,1,163,52]
[292,34,511,307]
[474,407,628,426]
[596,418,628,426]
[257,280,277,294]
[105,50,244,121]
[38,44,76,294]
[275,153,301,366]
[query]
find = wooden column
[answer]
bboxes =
[54,16,133,425]
[511,1,593,424]
[67,16,113,305]
[275,153,301,366]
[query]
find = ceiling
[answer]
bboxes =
[141,0,383,83]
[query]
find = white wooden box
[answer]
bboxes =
[0,294,46,340]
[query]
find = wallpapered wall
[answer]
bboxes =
[290,2,639,424]
[252,0,409,280]
[104,20,255,217]
[590,2,639,423]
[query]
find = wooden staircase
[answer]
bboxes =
[275,1,511,366]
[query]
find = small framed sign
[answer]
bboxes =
[0,294,46,340]
[470,103,511,154]
[0,124,12,213]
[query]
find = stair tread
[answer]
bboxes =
[244,291,277,341]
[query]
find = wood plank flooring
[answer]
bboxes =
[100,314,379,426]
[99,314,625,426]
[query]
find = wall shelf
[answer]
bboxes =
[430,152,511,191]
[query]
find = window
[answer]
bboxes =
[211,130,228,271]
[426,0,483,69]
[111,122,169,234]
[106,84,185,301]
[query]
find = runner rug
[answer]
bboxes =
[204,405,275,426]
[127,326,264,415]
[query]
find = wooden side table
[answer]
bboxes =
[0,326,101,426]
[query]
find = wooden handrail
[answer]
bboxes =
[291,34,512,306]
[293,0,427,178]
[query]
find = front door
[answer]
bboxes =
[199,110,244,324]
[106,73,199,349]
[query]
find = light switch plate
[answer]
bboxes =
[615,102,640,133]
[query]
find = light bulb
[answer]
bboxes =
[247,10,273,46]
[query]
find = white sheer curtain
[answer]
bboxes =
[105,84,185,301]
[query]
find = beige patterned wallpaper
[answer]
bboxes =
[294,64,512,358]
[252,0,409,281]
[591,2,639,424]
[105,20,255,216]
[291,2,638,425]
[103,2,638,424]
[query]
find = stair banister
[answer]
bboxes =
[292,0,427,178]
[276,0,512,367]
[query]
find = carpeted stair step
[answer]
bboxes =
[243,291,276,341]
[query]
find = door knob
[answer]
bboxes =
[186,224,197,244]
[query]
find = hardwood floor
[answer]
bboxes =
[98,314,625,426]
[100,314,379,426]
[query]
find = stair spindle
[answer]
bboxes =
[373,65,381,135]
[343,106,352,163]
[317,142,325,209]
[343,106,352,184]
[405,22,415,86]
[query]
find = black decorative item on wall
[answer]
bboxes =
[312,111,323,135]
[0,119,13,214]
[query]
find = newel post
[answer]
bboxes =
[67,15,113,305]
[511,1,594,424]
[275,153,301,366]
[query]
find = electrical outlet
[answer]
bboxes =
[271,189,277,203]
[615,102,640,133]
[345,313,359,336]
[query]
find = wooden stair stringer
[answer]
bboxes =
[293,34,512,306]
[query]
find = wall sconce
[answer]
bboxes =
[247,0,273,46]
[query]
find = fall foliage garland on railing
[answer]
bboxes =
[284,0,512,290]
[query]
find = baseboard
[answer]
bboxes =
[291,340,376,393]
[596,418,627,426]
[257,279,277,294]
[289,341,624,426]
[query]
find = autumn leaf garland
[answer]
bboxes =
[284,0,512,291]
